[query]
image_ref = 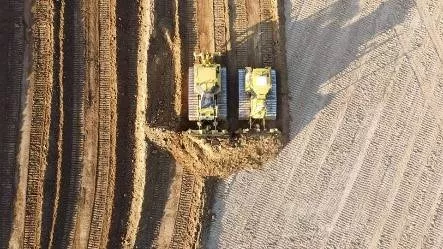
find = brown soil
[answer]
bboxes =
[146,127,283,177]
[141,0,287,247]
[3,0,286,248]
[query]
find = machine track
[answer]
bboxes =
[188,67,198,121]
[87,0,114,247]
[265,69,277,120]
[179,0,199,126]
[218,67,228,120]
[238,69,250,120]
[23,2,54,247]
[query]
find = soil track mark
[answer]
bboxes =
[40,1,64,248]
[214,0,228,53]
[146,0,178,128]
[52,0,86,247]
[135,143,175,248]
[0,0,24,247]
[197,0,215,52]
[87,0,116,247]
[108,0,139,247]
[23,1,54,247]
[170,173,197,248]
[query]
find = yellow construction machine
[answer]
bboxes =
[238,67,277,132]
[188,52,228,135]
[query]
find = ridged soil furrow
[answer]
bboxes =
[216,173,266,246]
[23,1,54,248]
[296,66,388,247]
[0,0,24,247]
[398,132,443,248]
[135,145,174,248]
[87,0,113,247]
[213,0,227,53]
[107,0,140,247]
[304,62,390,220]
[227,0,248,129]
[231,0,248,67]
[170,173,196,249]
[377,108,438,248]
[41,1,64,248]
[423,193,443,248]
[52,0,86,247]
[363,80,425,248]
[145,156,173,247]
[259,0,274,66]
[324,60,414,247]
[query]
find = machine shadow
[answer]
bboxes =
[135,141,176,248]
[206,0,414,246]
[285,0,414,140]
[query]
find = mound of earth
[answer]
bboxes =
[145,126,283,177]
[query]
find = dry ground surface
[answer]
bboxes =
[0,0,285,248]
[208,0,443,248]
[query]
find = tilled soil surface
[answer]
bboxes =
[5,0,443,249]
[1,0,286,248]
[208,0,443,248]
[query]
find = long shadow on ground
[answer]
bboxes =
[206,0,415,247]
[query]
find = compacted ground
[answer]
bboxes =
[208,0,443,248]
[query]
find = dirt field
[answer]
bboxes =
[208,0,443,248]
[4,0,442,248]
[1,0,285,248]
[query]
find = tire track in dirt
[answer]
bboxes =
[359,76,425,249]
[376,108,438,249]
[40,1,64,248]
[197,0,214,52]
[423,193,443,248]
[135,143,175,248]
[227,0,247,129]
[0,0,24,247]
[108,0,150,247]
[398,132,443,248]
[321,5,430,244]
[23,1,54,247]
[74,0,99,246]
[323,60,415,247]
[146,0,178,128]
[170,173,197,249]
[86,0,116,247]
[52,0,86,247]
[214,0,228,53]
[108,0,140,247]
[373,10,443,248]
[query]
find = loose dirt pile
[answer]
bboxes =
[146,127,283,177]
